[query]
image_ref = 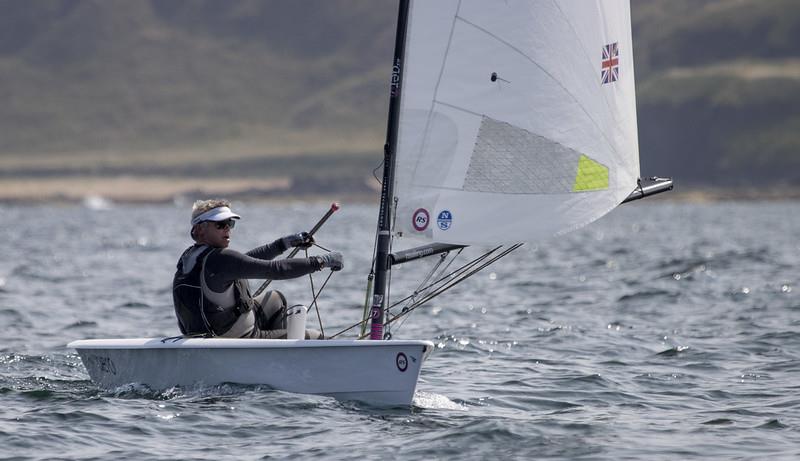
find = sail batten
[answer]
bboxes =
[394,0,640,245]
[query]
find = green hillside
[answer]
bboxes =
[0,0,393,165]
[0,0,798,193]
[632,0,800,185]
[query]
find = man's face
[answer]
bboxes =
[197,219,234,248]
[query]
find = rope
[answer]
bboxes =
[382,196,400,339]
[304,248,326,338]
[306,270,334,338]
[328,244,522,339]
[385,245,502,310]
[393,250,451,333]
[312,242,332,252]
[385,243,523,328]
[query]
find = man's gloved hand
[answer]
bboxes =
[282,232,315,250]
[317,252,344,271]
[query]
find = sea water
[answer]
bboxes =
[1,200,798,460]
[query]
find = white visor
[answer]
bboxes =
[191,206,241,226]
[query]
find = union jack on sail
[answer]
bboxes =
[601,42,619,84]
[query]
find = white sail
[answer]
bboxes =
[393,0,640,245]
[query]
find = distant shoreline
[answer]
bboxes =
[1,175,798,205]
[0,175,380,205]
[663,186,800,203]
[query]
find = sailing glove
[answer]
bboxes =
[317,252,344,271]
[282,232,314,250]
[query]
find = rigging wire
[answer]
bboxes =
[362,159,385,332]
[384,245,503,310]
[383,196,400,339]
[360,157,385,333]
[372,160,385,185]
[392,246,465,333]
[305,270,335,336]
[368,157,388,266]
[329,244,521,339]
[392,250,451,333]
[385,243,524,328]
[397,247,465,310]
[336,247,502,338]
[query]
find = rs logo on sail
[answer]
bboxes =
[412,208,429,231]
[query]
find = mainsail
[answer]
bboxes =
[393,0,640,245]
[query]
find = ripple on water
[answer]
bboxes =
[617,289,680,303]
[412,391,467,410]
[64,320,99,330]
[702,418,735,426]
[757,419,789,430]
[656,345,690,356]
[11,264,83,283]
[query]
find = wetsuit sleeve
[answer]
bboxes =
[245,239,288,260]
[204,248,319,292]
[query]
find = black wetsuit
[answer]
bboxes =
[203,240,319,292]
[172,239,322,336]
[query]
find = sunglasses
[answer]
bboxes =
[211,219,236,230]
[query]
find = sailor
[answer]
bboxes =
[172,199,343,339]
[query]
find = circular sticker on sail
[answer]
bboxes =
[396,352,408,372]
[437,210,453,230]
[412,208,430,231]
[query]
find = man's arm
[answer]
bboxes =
[245,239,287,261]
[247,233,314,260]
[204,248,320,292]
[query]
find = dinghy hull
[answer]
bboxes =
[68,338,433,406]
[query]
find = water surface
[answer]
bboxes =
[1,200,799,460]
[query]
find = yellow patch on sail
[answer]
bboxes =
[573,154,609,191]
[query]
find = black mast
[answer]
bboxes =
[369,0,410,340]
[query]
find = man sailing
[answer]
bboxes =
[172,199,343,339]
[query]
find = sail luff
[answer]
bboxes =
[368,0,411,340]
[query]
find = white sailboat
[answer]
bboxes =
[70,0,671,406]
